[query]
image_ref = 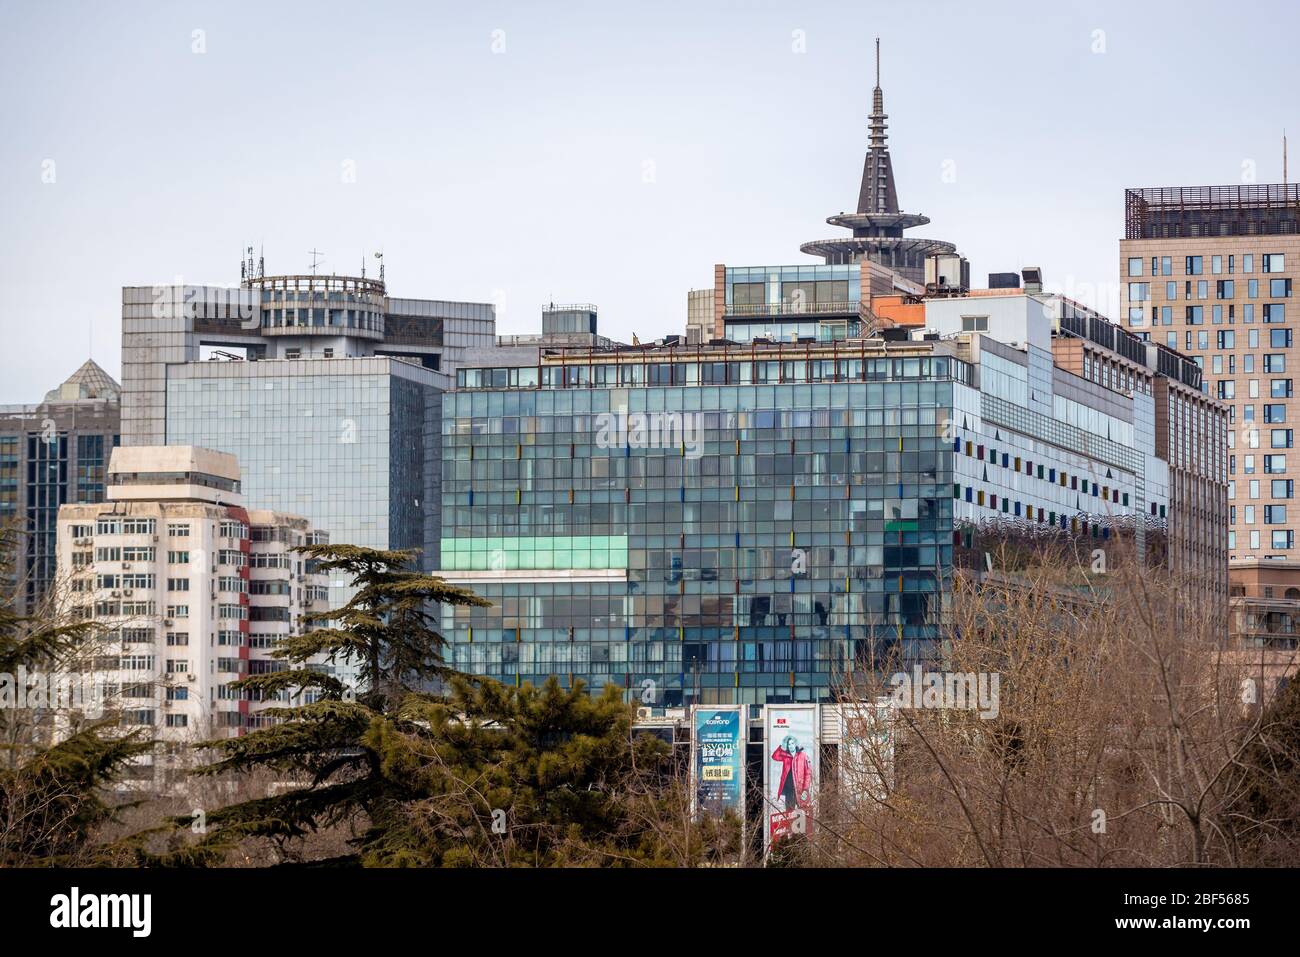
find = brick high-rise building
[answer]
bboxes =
[1120,185,1300,566]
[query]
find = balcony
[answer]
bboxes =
[723,300,860,318]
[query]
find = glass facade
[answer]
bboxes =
[441,370,958,706]
[166,360,443,601]
[0,409,119,612]
[722,265,862,344]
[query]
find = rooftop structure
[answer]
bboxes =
[1125,184,1300,240]
[799,40,957,281]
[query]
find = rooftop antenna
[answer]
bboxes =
[1285,130,1289,187]
[875,36,880,88]
[308,248,325,276]
[374,251,384,284]
[258,244,264,279]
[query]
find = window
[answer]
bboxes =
[1271,278,1292,298]
[1264,303,1286,323]
[167,578,190,591]
[1128,282,1149,301]
[1217,280,1234,299]
[1265,455,1287,474]
[1271,429,1294,449]
[167,551,189,563]
[1272,530,1294,549]
[1263,254,1286,273]
[1160,256,1172,276]
[961,316,989,331]
[1272,479,1293,499]
[1186,256,1203,275]
[167,523,189,537]
[1265,354,1286,373]
[1265,404,1286,423]
[1272,379,1293,398]
[1264,505,1287,524]
[1128,258,1143,277]
[1217,330,1235,349]
[1271,329,1292,349]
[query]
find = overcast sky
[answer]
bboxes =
[1,0,1295,403]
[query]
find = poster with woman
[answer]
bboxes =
[765,704,818,851]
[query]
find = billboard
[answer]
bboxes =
[839,699,894,805]
[690,705,746,819]
[764,704,819,851]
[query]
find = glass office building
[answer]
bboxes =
[166,357,444,600]
[0,360,120,615]
[439,283,1223,706]
[441,347,967,706]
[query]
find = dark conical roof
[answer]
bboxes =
[857,38,899,216]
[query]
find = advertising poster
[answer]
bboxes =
[765,704,818,852]
[840,699,894,805]
[690,705,746,819]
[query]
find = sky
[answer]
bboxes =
[0,0,1295,403]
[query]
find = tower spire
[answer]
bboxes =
[859,37,896,215]
[801,36,958,280]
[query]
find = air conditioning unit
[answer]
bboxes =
[185,673,197,682]
[163,619,174,627]
[123,589,133,597]
[122,562,132,570]
[110,590,121,597]
[636,707,653,720]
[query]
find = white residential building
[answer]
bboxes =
[57,446,330,781]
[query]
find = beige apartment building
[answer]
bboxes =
[56,445,330,783]
[1120,185,1300,566]
[1227,558,1300,699]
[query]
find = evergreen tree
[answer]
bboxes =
[165,544,490,862]
[0,521,150,865]
[166,544,719,867]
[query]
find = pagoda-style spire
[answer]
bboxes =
[857,37,899,216]
[800,38,956,280]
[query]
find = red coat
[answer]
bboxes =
[772,746,813,807]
